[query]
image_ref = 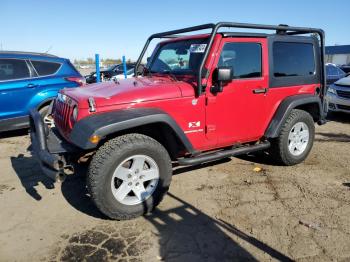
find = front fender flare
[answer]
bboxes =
[69,108,195,153]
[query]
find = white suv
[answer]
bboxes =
[326,76,350,113]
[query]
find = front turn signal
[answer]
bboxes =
[89,135,101,144]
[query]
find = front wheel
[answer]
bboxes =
[87,134,172,220]
[269,109,315,166]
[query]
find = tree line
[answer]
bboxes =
[73,58,134,66]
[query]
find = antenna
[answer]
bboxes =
[45,45,53,53]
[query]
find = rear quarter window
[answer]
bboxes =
[273,42,315,77]
[31,60,61,76]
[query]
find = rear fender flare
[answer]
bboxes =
[27,90,57,112]
[265,94,323,138]
[35,97,55,111]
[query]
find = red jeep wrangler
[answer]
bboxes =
[30,22,326,220]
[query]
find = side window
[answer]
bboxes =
[115,65,125,72]
[117,65,133,72]
[31,60,61,76]
[273,42,315,77]
[0,59,30,81]
[218,42,262,79]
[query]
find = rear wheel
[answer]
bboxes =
[270,109,315,166]
[87,134,172,220]
[39,104,54,127]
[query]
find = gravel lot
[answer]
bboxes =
[0,113,349,261]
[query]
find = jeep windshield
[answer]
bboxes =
[149,38,208,76]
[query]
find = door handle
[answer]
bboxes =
[27,83,39,88]
[253,88,268,94]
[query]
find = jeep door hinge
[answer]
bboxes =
[205,96,216,105]
[205,124,216,133]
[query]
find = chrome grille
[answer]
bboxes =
[337,90,350,99]
[337,104,350,111]
[53,98,73,134]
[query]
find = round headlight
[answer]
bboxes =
[72,106,78,121]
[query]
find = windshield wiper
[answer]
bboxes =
[161,70,178,82]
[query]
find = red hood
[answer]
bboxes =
[62,76,194,108]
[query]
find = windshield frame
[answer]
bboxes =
[147,37,209,76]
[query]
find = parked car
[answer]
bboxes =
[0,51,84,132]
[326,75,350,113]
[79,65,91,69]
[339,64,350,74]
[111,68,135,80]
[30,22,326,220]
[85,63,135,83]
[326,63,346,85]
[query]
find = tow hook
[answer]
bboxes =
[54,165,74,182]
[63,165,75,176]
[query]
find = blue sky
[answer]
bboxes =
[1,0,349,61]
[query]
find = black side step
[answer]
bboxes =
[178,141,271,166]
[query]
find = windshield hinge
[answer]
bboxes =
[88,97,96,112]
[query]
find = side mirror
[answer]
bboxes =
[211,67,233,93]
[217,67,233,81]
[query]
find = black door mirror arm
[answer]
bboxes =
[210,82,224,93]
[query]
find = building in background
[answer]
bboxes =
[326,45,350,65]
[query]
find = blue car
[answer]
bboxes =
[0,51,84,132]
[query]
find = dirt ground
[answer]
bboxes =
[0,113,349,262]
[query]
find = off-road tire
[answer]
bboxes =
[87,133,172,220]
[269,109,315,166]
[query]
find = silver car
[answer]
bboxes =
[326,76,350,113]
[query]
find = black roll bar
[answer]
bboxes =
[134,23,215,77]
[135,22,326,100]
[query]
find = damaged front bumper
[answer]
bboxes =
[29,110,77,181]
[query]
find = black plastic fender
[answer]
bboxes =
[264,94,324,138]
[69,108,195,153]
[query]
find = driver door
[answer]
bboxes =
[205,38,269,147]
